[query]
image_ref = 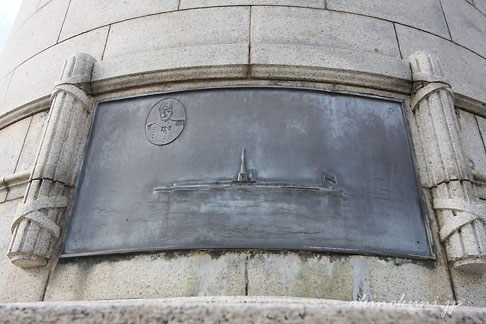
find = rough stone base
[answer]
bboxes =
[1,297,485,324]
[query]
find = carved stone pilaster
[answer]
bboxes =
[8,53,96,268]
[409,51,486,272]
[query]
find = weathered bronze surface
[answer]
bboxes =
[63,87,432,258]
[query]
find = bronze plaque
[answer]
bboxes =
[62,87,433,258]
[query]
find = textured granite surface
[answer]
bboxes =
[1,296,485,323]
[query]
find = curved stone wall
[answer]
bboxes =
[0,0,485,119]
[0,0,485,306]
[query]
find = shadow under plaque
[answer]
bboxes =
[62,87,432,259]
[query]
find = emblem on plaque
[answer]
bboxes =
[145,98,186,145]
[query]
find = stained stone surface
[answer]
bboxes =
[45,251,453,304]
[45,252,247,301]
[246,253,353,300]
[246,253,453,303]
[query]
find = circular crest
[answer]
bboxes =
[145,98,186,145]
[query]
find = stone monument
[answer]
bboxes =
[0,0,485,321]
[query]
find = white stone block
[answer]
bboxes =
[1,170,31,201]
[477,116,486,150]
[0,199,49,302]
[0,72,13,102]
[396,24,486,104]
[15,111,48,172]
[475,0,486,15]
[457,110,486,176]
[251,7,400,58]
[251,43,408,77]
[476,116,486,195]
[367,257,454,303]
[327,0,450,39]
[449,267,486,306]
[39,0,53,7]
[103,7,250,60]
[180,0,324,9]
[10,0,41,34]
[5,183,28,201]
[0,118,31,177]
[59,0,179,41]
[250,44,410,93]
[1,28,108,115]
[0,0,70,79]
[441,0,486,58]
[93,44,249,94]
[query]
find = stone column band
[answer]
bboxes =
[409,51,486,273]
[7,53,96,268]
